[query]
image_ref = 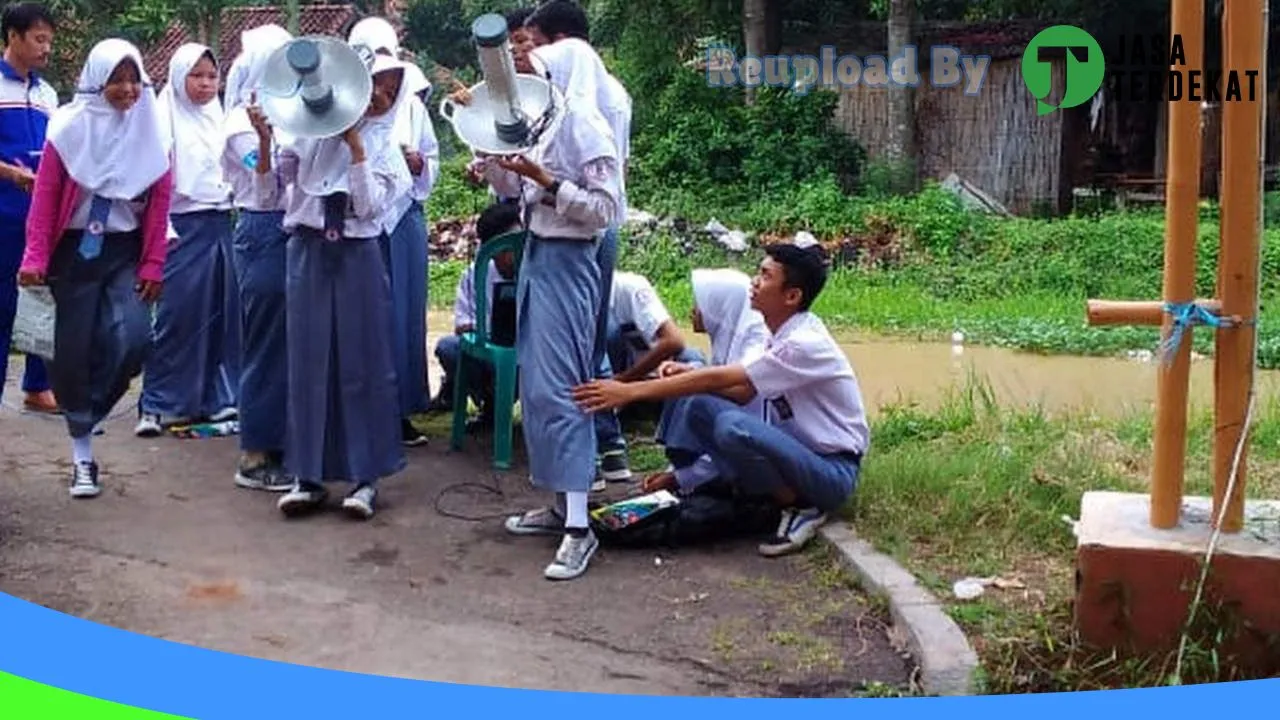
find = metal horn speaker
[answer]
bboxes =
[258,36,375,139]
[439,13,565,156]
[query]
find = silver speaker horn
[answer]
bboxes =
[439,13,565,155]
[258,36,375,139]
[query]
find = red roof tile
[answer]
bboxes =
[144,4,365,88]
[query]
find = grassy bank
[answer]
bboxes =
[426,159,1280,367]
[848,385,1280,692]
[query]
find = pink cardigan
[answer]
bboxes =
[20,141,172,283]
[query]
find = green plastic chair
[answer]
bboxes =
[449,229,525,469]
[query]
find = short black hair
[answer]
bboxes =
[526,0,589,41]
[2,2,54,43]
[506,6,534,32]
[764,243,829,312]
[476,201,522,243]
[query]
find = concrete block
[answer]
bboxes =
[1074,491,1280,673]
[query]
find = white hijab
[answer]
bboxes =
[289,52,412,198]
[46,38,170,200]
[531,38,631,159]
[157,43,228,203]
[223,24,294,138]
[347,16,400,55]
[347,17,429,149]
[692,268,769,366]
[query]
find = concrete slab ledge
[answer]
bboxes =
[820,522,981,696]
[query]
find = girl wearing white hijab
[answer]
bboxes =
[468,49,623,582]
[645,268,770,496]
[267,51,413,522]
[347,17,440,446]
[526,5,635,487]
[18,38,173,499]
[136,43,238,438]
[219,23,296,493]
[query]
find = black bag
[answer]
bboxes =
[591,481,781,549]
[489,280,518,347]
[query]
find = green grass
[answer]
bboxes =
[847,379,1280,692]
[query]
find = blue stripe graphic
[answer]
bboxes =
[0,591,1276,718]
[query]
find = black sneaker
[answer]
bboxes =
[277,481,328,517]
[402,418,428,447]
[235,462,295,493]
[69,461,101,499]
[598,448,633,483]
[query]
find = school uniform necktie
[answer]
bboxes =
[322,192,348,242]
[78,195,112,260]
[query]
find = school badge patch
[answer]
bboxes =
[769,395,794,421]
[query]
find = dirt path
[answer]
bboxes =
[0,360,913,697]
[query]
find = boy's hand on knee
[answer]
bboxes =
[17,270,44,286]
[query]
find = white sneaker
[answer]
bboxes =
[342,484,377,520]
[209,407,238,423]
[758,507,827,557]
[544,530,599,581]
[134,414,162,438]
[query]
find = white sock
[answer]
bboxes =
[564,491,589,530]
[72,436,93,465]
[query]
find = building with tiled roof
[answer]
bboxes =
[143,2,409,88]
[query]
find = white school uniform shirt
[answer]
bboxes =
[348,19,439,230]
[227,128,290,212]
[530,38,632,221]
[742,311,870,457]
[453,258,512,334]
[157,43,232,215]
[609,271,672,367]
[54,39,171,234]
[275,54,414,239]
[477,99,621,240]
[222,25,294,213]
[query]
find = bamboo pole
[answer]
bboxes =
[1213,0,1267,533]
[1086,299,1223,327]
[1150,0,1205,529]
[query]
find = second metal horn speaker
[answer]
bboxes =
[439,13,565,155]
[258,36,374,139]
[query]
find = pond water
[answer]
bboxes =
[424,311,1280,419]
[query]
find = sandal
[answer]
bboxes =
[504,506,565,536]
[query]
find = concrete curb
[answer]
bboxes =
[820,522,981,696]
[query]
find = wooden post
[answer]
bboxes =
[1213,0,1267,533]
[1150,0,1205,529]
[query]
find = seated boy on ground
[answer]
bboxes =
[431,202,521,429]
[605,271,702,383]
[590,270,704,487]
[573,243,869,558]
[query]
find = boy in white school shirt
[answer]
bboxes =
[573,243,869,557]
[605,271,701,385]
[433,201,519,428]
